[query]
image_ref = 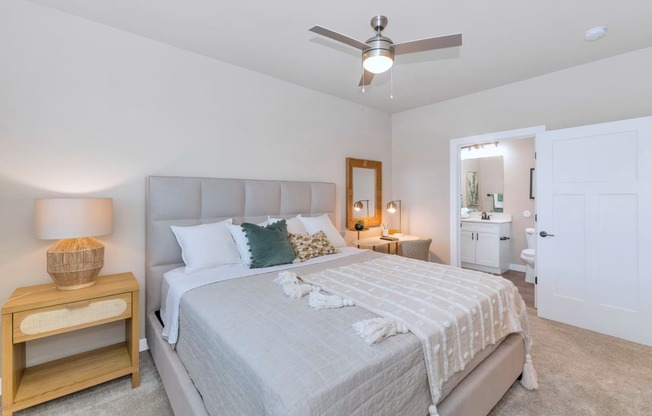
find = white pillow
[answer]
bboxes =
[298,214,347,248]
[171,219,241,273]
[268,216,308,236]
[227,220,268,266]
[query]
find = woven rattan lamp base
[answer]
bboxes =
[46,237,105,290]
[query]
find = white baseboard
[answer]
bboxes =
[139,337,149,352]
[509,263,527,272]
[0,338,150,391]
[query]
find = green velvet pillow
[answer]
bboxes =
[241,220,296,268]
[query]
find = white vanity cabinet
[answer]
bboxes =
[461,220,511,274]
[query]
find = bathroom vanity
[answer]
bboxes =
[460,217,511,274]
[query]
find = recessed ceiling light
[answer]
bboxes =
[584,26,607,41]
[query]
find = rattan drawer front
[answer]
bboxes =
[13,293,131,343]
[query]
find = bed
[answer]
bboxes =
[145,176,534,416]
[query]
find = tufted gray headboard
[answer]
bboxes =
[146,176,336,314]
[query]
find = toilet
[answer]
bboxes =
[520,228,536,284]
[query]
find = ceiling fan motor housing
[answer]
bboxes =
[364,15,394,63]
[363,15,394,73]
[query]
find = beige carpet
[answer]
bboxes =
[13,309,652,415]
[490,308,652,416]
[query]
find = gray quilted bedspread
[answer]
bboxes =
[175,251,499,416]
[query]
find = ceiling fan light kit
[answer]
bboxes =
[309,15,462,87]
[363,48,394,74]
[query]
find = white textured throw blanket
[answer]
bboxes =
[299,256,537,415]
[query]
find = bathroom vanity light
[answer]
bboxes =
[461,141,502,160]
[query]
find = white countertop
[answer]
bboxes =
[461,214,512,224]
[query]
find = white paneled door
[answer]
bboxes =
[536,116,652,346]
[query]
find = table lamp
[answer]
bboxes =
[386,200,402,234]
[35,198,113,290]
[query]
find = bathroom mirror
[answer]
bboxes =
[460,155,504,212]
[346,158,382,228]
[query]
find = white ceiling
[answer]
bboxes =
[29,0,652,114]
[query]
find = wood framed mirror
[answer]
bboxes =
[346,157,382,228]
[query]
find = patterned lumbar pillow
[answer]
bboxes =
[289,231,340,263]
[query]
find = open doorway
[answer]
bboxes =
[449,126,544,307]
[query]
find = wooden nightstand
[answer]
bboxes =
[1,272,140,416]
[353,234,420,254]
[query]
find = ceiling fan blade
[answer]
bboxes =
[358,70,375,86]
[393,33,462,55]
[309,25,368,50]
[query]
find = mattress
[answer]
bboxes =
[173,251,506,416]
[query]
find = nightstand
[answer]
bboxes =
[1,272,140,416]
[353,235,420,254]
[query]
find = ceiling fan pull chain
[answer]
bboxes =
[362,61,366,93]
[390,67,394,99]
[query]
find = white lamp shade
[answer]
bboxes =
[35,198,113,240]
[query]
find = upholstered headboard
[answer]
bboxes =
[146,176,336,313]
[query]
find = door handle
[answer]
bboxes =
[539,231,555,237]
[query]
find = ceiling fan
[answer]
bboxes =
[309,16,462,86]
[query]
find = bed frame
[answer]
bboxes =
[145,175,524,416]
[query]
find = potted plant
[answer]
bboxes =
[354,220,365,231]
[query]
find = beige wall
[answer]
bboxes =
[392,46,652,264]
[0,0,392,365]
